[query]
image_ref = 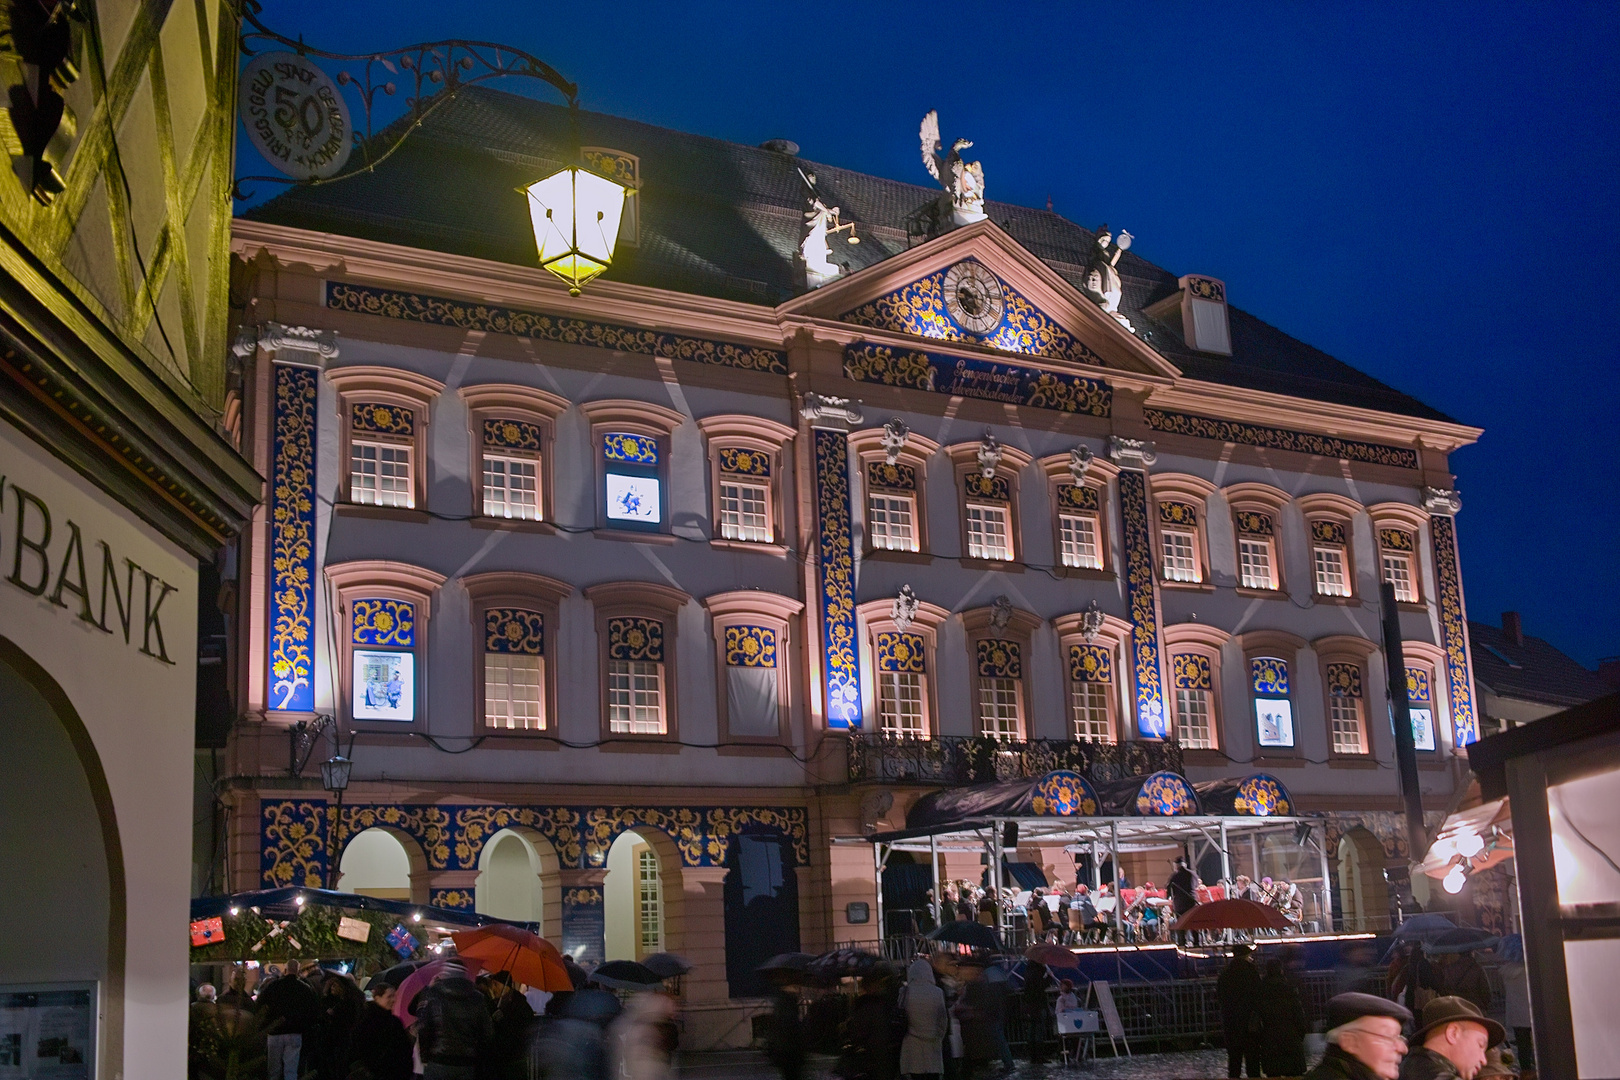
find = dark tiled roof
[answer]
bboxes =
[246,88,1453,422]
[1468,620,1611,709]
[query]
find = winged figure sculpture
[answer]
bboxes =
[920,110,986,225]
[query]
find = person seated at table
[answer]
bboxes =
[1055,979,1079,1014]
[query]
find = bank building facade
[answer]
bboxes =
[223,88,1486,1046]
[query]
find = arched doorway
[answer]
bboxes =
[337,828,414,900]
[1337,827,1391,932]
[476,829,546,924]
[605,830,667,962]
[724,832,800,998]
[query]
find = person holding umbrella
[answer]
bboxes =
[349,973,414,1080]
[1217,945,1262,1078]
[415,964,493,1080]
[1168,857,1198,945]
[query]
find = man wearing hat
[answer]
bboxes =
[1398,996,1503,1080]
[1303,992,1413,1080]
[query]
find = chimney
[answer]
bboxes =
[1502,611,1524,648]
[1142,275,1232,355]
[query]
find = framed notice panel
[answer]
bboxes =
[0,983,96,1079]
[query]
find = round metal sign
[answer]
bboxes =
[239,51,353,180]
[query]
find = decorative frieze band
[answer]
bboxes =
[1144,408,1419,470]
[844,343,1112,417]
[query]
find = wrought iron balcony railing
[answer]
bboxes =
[846,734,1183,786]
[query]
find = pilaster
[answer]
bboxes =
[1108,437,1168,739]
[1424,488,1479,747]
[802,393,864,729]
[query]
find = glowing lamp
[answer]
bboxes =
[525,165,630,295]
[1456,831,1485,859]
[1443,864,1467,894]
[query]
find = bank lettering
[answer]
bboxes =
[1,476,179,664]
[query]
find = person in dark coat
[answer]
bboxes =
[1216,945,1263,1078]
[257,960,322,1080]
[1168,858,1198,944]
[1303,993,1413,1080]
[483,972,537,1080]
[349,980,414,1080]
[952,965,1009,1078]
[1020,962,1050,1064]
[416,964,494,1080]
[765,988,806,1080]
[1255,958,1309,1077]
[313,973,364,1079]
[1398,996,1503,1080]
[840,976,900,1080]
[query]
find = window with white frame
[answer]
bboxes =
[1380,529,1418,602]
[482,608,545,730]
[348,596,419,722]
[875,631,927,737]
[716,447,773,542]
[1404,662,1438,751]
[1235,512,1278,590]
[606,617,667,734]
[349,403,417,508]
[975,639,1024,739]
[602,432,664,532]
[1056,484,1103,569]
[1158,502,1201,582]
[1327,662,1367,754]
[1311,520,1353,597]
[964,474,1013,561]
[1068,643,1115,742]
[1171,653,1217,749]
[637,846,663,955]
[480,418,544,520]
[1250,656,1295,748]
[866,461,920,552]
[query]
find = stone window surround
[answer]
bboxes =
[1038,450,1118,579]
[459,383,570,532]
[1368,501,1431,608]
[1149,473,1219,590]
[1223,481,1291,596]
[946,440,1033,571]
[1162,621,1231,763]
[696,414,797,555]
[960,604,1043,741]
[579,398,686,543]
[1314,633,1381,766]
[1236,628,1308,767]
[462,571,572,741]
[702,590,804,747]
[857,595,950,738]
[849,426,941,561]
[584,580,691,749]
[326,559,447,734]
[1051,609,1134,745]
[328,365,446,517]
[1296,491,1364,604]
[1398,638,1452,761]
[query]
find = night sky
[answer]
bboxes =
[248,2,1619,667]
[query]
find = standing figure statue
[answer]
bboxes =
[801,196,842,286]
[1085,225,1135,330]
[920,110,986,226]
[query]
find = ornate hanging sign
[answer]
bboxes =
[239,51,354,180]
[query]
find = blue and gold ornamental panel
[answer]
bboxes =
[1057,485,1099,512]
[813,429,861,728]
[875,632,926,673]
[1234,775,1293,817]
[964,474,1010,501]
[1159,501,1198,528]
[1173,654,1212,692]
[1235,511,1272,536]
[486,609,544,655]
[725,626,777,668]
[1405,666,1431,704]
[603,432,659,465]
[1136,771,1198,816]
[1032,771,1100,816]
[269,364,318,712]
[1069,644,1112,683]
[561,887,605,965]
[976,639,1021,679]
[718,448,771,476]
[1430,515,1479,745]
[1310,520,1347,546]
[1251,657,1289,697]
[1143,408,1419,470]
[1116,470,1167,737]
[351,402,415,436]
[867,461,916,490]
[1326,663,1363,699]
[352,598,415,648]
[484,418,544,452]
[607,618,663,662]
[844,344,1111,417]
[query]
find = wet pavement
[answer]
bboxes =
[678,1049,1239,1080]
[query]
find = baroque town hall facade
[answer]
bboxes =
[221,88,1484,1043]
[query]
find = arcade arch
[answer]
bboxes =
[337,828,419,900]
[476,828,560,930]
[604,828,684,961]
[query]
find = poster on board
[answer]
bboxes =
[0,984,96,1079]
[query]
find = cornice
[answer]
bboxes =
[325,559,449,596]
[703,590,805,621]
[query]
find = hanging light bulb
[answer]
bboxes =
[1456,831,1485,859]
[1443,864,1467,894]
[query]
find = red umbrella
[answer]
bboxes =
[1171,898,1291,933]
[450,925,574,991]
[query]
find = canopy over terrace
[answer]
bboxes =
[859,771,1333,942]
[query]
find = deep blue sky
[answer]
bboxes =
[251,2,1620,666]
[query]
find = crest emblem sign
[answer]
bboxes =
[240,51,353,179]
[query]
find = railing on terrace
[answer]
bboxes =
[847,734,1183,785]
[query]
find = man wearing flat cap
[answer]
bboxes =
[1303,992,1413,1080]
[1397,996,1504,1080]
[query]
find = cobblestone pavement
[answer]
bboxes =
[678,1050,1238,1080]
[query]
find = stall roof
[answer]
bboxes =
[190,887,535,931]
[864,812,1316,852]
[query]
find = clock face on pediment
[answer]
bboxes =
[840,257,1104,367]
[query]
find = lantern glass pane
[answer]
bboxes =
[525,167,627,291]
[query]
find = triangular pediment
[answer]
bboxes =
[782,220,1180,380]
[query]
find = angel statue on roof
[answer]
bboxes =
[920,110,986,226]
[1085,224,1135,331]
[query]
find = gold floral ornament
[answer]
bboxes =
[718,447,771,477]
[1136,771,1198,816]
[1311,520,1347,545]
[485,609,544,656]
[866,461,917,491]
[1172,654,1211,691]
[1117,471,1166,737]
[608,618,664,662]
[352,598,415,647]
[1143,408,1419,470]
[1251,657,1289,697]
[876,632,926,674]
[1234,774,1292,817]
[725,626,777,668]
[1159,501,1198,527]
[1405,666,1431,704]
[964,474,1010,501]
[815,430,861,728]
[602,432,659,464]
[430,890,474,910]
[261,801,329,888]
[1326,663,1363,698]
[351,402,415,436]
[1380,528,1415,552]
[269,366,318,711]
[976,639,1022,678]
[1057,484,1099,512]
[1069,644,1112,683]
[1430,517,1478,744]
[1032,770,1099,816]
[1235,511,1273,536]
[482,418,543,452]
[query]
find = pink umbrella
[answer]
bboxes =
[393,956,483,1026]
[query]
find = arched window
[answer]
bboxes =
[961,603,1041,740]
[858,596,949,738]
[463,572,571,735]
[328,366,444,514]
[1239,630,1307,757]
[1315,635,1380,759]
[586,581,690,743]
[1224,482,1290,594]
[1150,474,1218,587]
[580,400,685,540]
[1163,623,1232,754]
[1039,449,1117,574]
[1369,502,1430,606]
[703,591,803,742]
[850,426,940,557]
[697,415,796,550]
[1052,609,1133,743]
[1296,493,1363,602]
[326,561,446,730]
[459,384,569,526]
[948,440,1032,566]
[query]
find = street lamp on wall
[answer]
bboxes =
[524,163,632,295]
[321,754,353,890]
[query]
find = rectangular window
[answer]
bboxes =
[978,677,1022,739]
[1331,696,1365,754]
[1175,687,1215,749]
[607,660,665,734]
[719,480,771,542]
[1071,681,1113,742]
[637,848,662,954]
[877,671,925,737]
[1383,553,1416,602]
[484,653,544,730]
[1059,514,1102,569]
[482,454,540,520]
[966,503,1011,560]
[1314,546,1351,596]
[1161,530,1200,582]
[351,441,413,508]
[869,494,918,552]
[1239,538,1276,590]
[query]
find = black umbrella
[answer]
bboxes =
[641,952,692,979]
[373,960,424,990]
[808,948,882,981]
[757,952,819,986]
[927,921,1002,951]
[1426,927,1500,955]
[588,959,663,990]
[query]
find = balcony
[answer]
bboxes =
[846,734,1183,785]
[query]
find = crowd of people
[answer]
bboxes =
[186,957,678,1080]
[930,859,1309,946]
